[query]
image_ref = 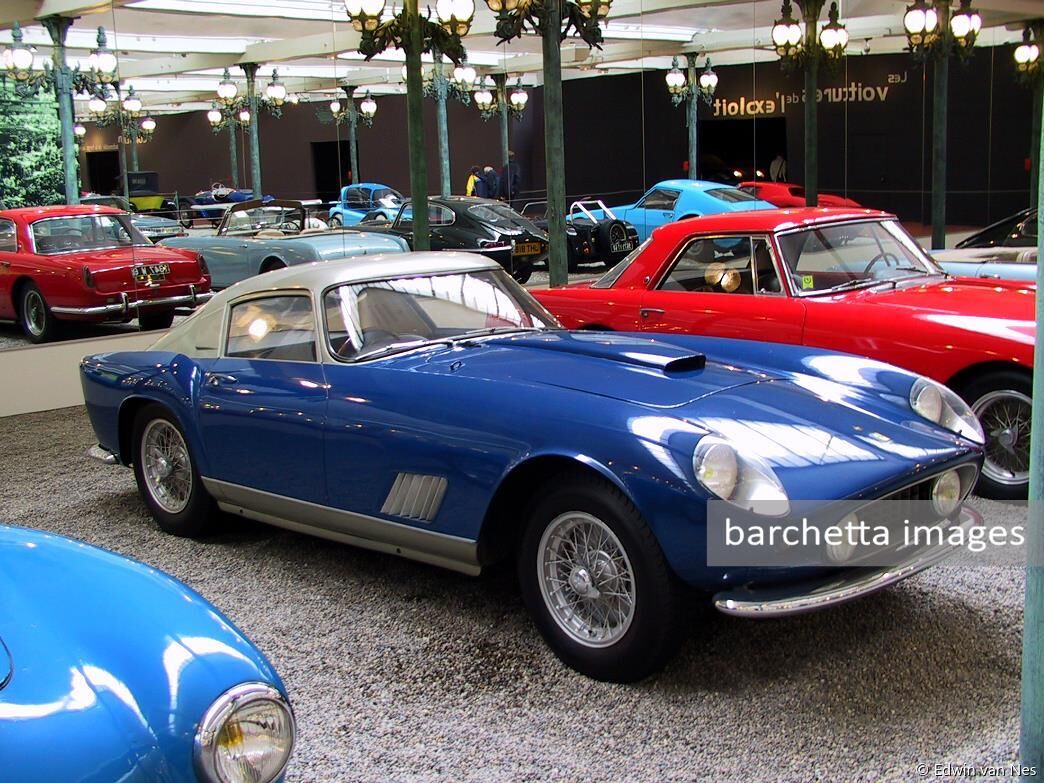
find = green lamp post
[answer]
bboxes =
[771,0,849,208]
[902,0,981,249]
[342,0,474,250]
[3,20,119,204]
[666,55,717,180]
[1015,21,1043,209]
[474,74,528,183]
[87,83,154,198]
[213,66,285,198]
[483,0,612,287]
[324,87,378,185]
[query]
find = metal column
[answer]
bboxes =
[433,56,451,197]
[241,63,262,197]
[542,0,568,287]
[41,16,78,205]
[403,0,430,250]
[930,51,949,249]
[686,54,699,180]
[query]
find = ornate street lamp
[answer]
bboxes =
[238,107,252,125]
[343,0,474,247]
[484,0,612,285]
[771,0,849,206]
[204,101,247,189]
[359,91,377,120]
[216,68,238,106]
[88,94,108,116]
[452,64,476,90]
[474,76,496,118]
[265,69,287,107]
[206,103,223,126]
[3,19,123,204]
[286,92,301,105]
[87,27,119,84]
[89,83,153,187]
[318,85,378,186]
[122,86,143,117]
[137,115,157,145]
[73,121,86,137]
[901,1,981,248]
[665,54,717,180]
[1015,26,1041,76]
[508,80,528,116]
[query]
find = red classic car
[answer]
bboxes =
[0,205,211,343]
[740,181,862,208]
[534,208,1035,500]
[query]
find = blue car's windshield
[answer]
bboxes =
[325,268,559,360]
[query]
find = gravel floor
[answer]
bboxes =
[0,407,1025,782]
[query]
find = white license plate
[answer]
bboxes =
[133,263,171,282]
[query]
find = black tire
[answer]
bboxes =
[959,370,1032,500]
[176,199,194,229]
[18,281,59,343]
[329,214,343,228]
[260,258,287,274]
[511,267,533,285]
[518,472,686,682]
[138,310,175,331]
[132,403,216,537]
[595,219,631,264]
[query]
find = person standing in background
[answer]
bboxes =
[481,166,499,200]
[770,153,787,182]
[465,166,481,196]
[498,150,521,206]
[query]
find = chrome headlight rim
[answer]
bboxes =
[693,434,791,517]
[194,681,295,783]
[909,377,986,445]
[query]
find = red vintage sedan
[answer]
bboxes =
[739,181,862,208]
[0,205,211,343]
[534,207,1035,500]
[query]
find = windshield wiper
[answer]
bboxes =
[812,278,887,294]
[458,326,544,339]
[351,337,459,362]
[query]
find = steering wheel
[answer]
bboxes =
[863,251,900,273]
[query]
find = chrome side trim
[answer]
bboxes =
[201,478,480,576]
[86,444,118,465]
[51,288,214,316]
[381,473,447,522]
[712,505,982,617]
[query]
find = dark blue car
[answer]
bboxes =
[80,252,984,682]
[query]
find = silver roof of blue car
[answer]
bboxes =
[209,251,502,306]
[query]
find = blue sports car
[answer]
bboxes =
[603,179,775,241]
[0,524,294,782]
[81,252,984,682]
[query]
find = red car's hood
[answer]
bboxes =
[830,275,1035,342]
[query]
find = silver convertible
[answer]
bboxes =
[162,199,408,289]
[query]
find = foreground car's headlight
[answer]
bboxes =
[910,377,985,444]
[195,682,295,783]
[693,435,790,516]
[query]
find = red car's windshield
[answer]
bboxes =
[774,219,942,295]
[31,214,149,255]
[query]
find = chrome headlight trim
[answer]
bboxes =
[693,435,790,517]
[194,681,295,783]
[910,377,985,444]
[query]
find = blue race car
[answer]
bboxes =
[0,524,294,782]
[327,183,404,227]
[603,179,775,241]
[81,252,984,682]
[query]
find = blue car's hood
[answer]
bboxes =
[304,230,409,259]
[418,331,779,407]
[0,525,283,783]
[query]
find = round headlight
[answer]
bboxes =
[195,682,295,783]
[826,512,859,564]
[912,381,943,423]
[930,469,962,517]
[695,440,739,500]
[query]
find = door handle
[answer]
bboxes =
[207,373,238,387]
[0,260,10,268]
[640,308,665,318]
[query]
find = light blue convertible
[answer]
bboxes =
[602,179,775,241]
[163,199,408,289]
[0,524,294,783]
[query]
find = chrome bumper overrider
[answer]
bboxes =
[86,444,118,465]
[712,505,982,617]
[51,285,213,316]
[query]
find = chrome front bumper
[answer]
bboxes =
[712,505,982,618]
[51,285,213,317]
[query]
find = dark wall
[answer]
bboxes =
[78,85,545,203]
[557,46,1035,225]
[76,45,1034,227]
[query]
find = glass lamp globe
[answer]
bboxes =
[5,44,34,77]
[217,73,238,104]
[360,93,377,117]
[329,99,342,115]
[266,76,287,105]
[207,106,223,125]
[510,85,528,108]
[74,122,87,137]
[698,66,718,92]
[665,67,685,92]
[140,116,156,132]
[122,92,143,115]
[88,96,108,114]
[238,108,251,124]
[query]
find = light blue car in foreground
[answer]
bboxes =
[603,179,775,241]
[0,524,294,783]
[163,199,408,289]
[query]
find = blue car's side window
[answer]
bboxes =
[226,295,318,362]
[636,189,680,211]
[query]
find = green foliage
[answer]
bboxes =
[0,82,65,207]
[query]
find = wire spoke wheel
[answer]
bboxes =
[24,290,46,337]
[141,419,193,514]
[973,389,1031,486]
[537,511,636,648]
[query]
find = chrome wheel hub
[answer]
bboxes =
[141,419,192,514]
[25,292,44,336]
[537,512,636,648]
[973,389,1031,486]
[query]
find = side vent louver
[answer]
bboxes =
[381,473,448,522]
